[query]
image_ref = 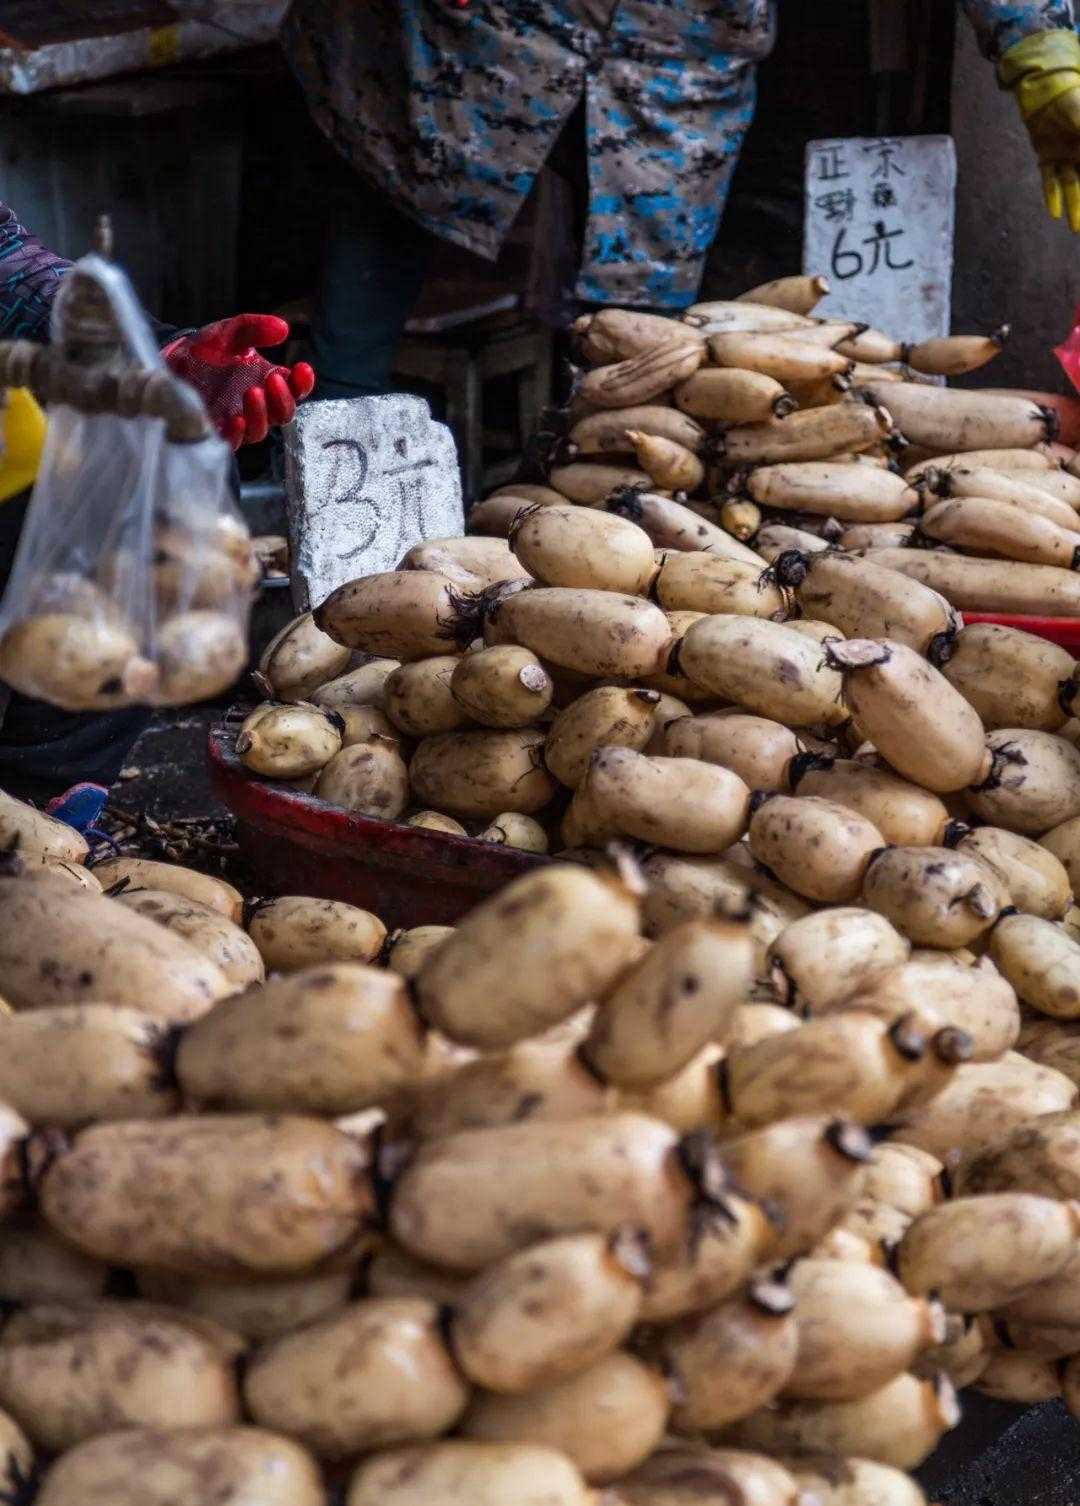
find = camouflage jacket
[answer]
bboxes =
[303,2,1064,307]
[0,6,1066,322]
[285,0,1074,307]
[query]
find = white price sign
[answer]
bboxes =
[283,394,464,613]
[804,135,956,345]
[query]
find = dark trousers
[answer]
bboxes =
[304,96,595,402]
[309,160,433,402]
[0,692,150,805]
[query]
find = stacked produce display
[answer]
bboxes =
[238,274,1080,860]
[5,272,1080,1504]
[1,771,1079,1506]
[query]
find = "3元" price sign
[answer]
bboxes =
[283,395,464,612]
[803,135,956,346]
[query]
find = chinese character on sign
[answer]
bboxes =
[815,189,856,223]
[864,139,906,180]
[814,145,850,182]
[283,395,464,610]
[862,220,914,274]
[828,220,915,281]
[804,135,955,346]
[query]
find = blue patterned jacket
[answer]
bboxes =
[0,203,177,349]
[283,0,1076,308]
[0,3,1072,329]
[0,202,69,343]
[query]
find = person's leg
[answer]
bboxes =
[0,695,151,803]
[310,175,432,401]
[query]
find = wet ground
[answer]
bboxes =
[87,576,296,886]
[921,1398,1078,1504]
[113,701,229,822]
[110,570,296,824]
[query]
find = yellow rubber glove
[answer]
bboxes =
[0,387,46,506]
[1000,29,1080,232]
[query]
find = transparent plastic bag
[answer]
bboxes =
[0,254,256,712]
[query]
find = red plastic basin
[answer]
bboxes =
[207,715,546,928]
[961,613,1080,652]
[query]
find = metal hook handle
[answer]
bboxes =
[92,214,113,262]
[0,340,213,443]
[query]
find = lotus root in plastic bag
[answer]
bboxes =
[0,257,257,712]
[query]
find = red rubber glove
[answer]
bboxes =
[162,314,315,450]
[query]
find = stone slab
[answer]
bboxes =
[283,394,464,612]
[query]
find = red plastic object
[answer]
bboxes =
[1054,305,1080,442]
[961,612,1080,652]
[208,718,545,928]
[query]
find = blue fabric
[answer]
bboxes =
[44,781,108,832]
[960,0,1076,60]
[0,7,1066,328]
[285,0,1054,307]
[285,0,776,307]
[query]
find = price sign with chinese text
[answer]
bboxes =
[803,135,956,343]
[283,395,464,612]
